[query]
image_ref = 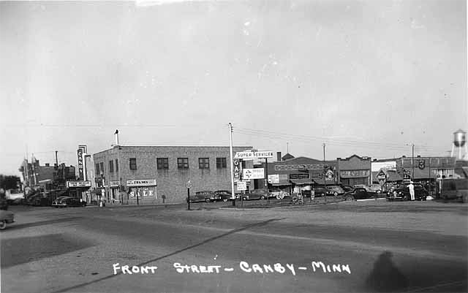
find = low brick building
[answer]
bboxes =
[93,145,253,204]
[337,155,372,186]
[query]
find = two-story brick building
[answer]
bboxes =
[93,145,253,204]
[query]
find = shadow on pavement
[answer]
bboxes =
[365,251,467,292]
[52,217,284,293]
[6,217,83,231]
[1,233,95,268]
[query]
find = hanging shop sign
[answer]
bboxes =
[67,181,91,188]
[126,179,157,187]
[77,148,84,180]
[242,168,265,180]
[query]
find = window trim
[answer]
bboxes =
[199,157,210,169]
[177,158,189,169]
[216,157,227,169]
[129,158,137,171]
[157,158,169,170]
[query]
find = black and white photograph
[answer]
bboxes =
[0,0,467,292]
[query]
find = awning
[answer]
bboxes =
[290,179,315,185]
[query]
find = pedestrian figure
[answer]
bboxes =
[408,181,415,201]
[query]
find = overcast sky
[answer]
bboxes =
[0,0,466,176]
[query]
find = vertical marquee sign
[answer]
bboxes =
[77,145,87,180]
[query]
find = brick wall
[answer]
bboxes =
[93,145,253,203]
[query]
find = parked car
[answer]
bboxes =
[313,187,328,197]
[340,185,354,193]
[343,187,371,200]
[387,183,428,201]
[0,210,15,230]
[189,191,217,203]
[52,196,85,207]
[242,189,270,201]
[214,190,233,202]
[326,185,345,196]
[368,184,383,194]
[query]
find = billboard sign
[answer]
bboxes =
[127,179,157,187]
[268,174,280,184]
[242,168,265,180]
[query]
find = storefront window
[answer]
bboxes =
[109,160,114,173]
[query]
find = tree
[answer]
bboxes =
[0,175,21,190]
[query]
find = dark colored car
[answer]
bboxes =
[0,210,15,230]
[343,187,371,200]
[387,184,428,201]
[189,191,217,203]
[313,187,328,197]
[340,185,354,193]
[242,189,270,201]
[214,190,234,202]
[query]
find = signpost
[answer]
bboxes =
[186,180,191,210]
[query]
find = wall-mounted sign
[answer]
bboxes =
[340,170,370,178]
[242,168,265,180]
[325,169,335,181]
[110,181,120,187]
[67,181,91,188]
[418,159,425,170]
[268,174,280,184]
[234,151,274,160]
[126,179,157,187]
[275,164,325,171]
[290,173,309,180]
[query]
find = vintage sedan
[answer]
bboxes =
[214,190,234,202]
[189,191,217,203]
[343,187,371,200]
[0,210,15,230]
[242,189,270,201]
[387,184,428,201]
[52,196,85,208]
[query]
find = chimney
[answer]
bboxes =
[45,163,50,167]
[114,129,120,146]
[277,152,282,162]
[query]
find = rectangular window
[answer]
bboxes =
[216,157,227,169]
[157,158,169,170]
[199,158,210,169]
[115,159,119,172]
[100,162,104,175]
[109,160,114,173]
[129,158,137,170]
[95,163,100,175]
[177,158,189,169]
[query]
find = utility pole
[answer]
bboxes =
[55,151,59,166]
[323,143,327,202]
[229,123,236,206]
[412,144,415,180]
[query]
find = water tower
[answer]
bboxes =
[451,129,467,160]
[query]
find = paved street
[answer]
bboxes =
[1,200,467,293]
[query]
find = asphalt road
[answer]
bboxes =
[1,200,467,293]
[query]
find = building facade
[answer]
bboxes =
[396,156,457,181]
[337,155,372,186]
[93,145,253,204]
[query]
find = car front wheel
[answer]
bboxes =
[0,221,6,230]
